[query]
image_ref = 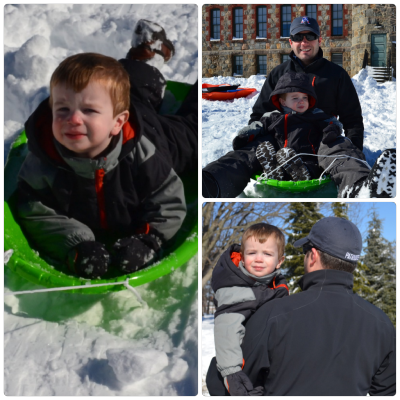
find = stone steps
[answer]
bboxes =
[365,65,393,83]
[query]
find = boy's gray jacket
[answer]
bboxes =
[17,98,186,261]
[211,244,289,377]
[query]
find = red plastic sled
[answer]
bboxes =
[202,83,256,101]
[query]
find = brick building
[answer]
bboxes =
[202,4,396,78]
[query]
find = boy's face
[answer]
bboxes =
[279,92,309,113]
[242,236,285,277]
[52,80,129,158]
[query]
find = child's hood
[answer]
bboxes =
[211,243,281,293]
[269,71,317,112]
[24,97,140,168]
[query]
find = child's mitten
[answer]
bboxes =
[232,121,263,150]
[322,123,342,144]
[67,241,110,279]
[224,371,264,396]
[113,234,162,273]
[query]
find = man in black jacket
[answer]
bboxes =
[203,16,396,199]
[206,217,396,396]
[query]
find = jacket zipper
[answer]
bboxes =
[307,129,316,154]
[284,114,289,147]
[95,169,108,229]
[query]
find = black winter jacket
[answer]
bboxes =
[250,49,364,150]
[207,269,396,396]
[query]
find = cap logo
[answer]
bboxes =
[301,17,310,25]
[345,252,360,261]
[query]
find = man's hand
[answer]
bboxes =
[224,371,264,396]
[232,121,263,150]
[322,123,342,144]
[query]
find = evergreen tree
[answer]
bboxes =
[284,203,323,293]
[331,202,349,219]
[362,210,396,326]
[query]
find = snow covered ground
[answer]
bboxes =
[4,4,198,395]
[202,70,396,174]
[201,315,215,396]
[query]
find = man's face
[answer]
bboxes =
[289,30,322,66]
[52,80,128,158]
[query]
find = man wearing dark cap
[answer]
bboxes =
[206,217,396,396]
[203,16,396,199]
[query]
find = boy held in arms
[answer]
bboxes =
[209,223,289,396]
[17,20,197,279]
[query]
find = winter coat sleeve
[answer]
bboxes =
[17,152,95,261]
[214,280,289,378]
[335,71,364,151]
[368,328,396,396]
[141,168,187,242]
[214,286,255,377]
[249,73,279,124]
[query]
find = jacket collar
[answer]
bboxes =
[299,269,354,292]
[238,261,281,285]
[290,48,324,70]
[54,132,123,179]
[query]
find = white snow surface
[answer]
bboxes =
[201,315,216,396]
[4,4,198,396]
[202,69,396,170]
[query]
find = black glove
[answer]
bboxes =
[322,123,342,144]
[67,241,110,279]
[232,121,263,150]
[224,371,264,396]
[113,234,161,273]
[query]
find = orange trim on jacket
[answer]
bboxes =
[230,251,242,267]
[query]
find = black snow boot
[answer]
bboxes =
[127,19,175,66]
[348,148,396,198]
[276,147,312,182]
[256,141,285,180]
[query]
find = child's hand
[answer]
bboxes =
[67,241,110,279]
[224,371,264,396]
[112,234,162,273]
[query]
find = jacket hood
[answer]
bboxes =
[211,244,281,292]
[269,71,317,112]
[24,97,140,167]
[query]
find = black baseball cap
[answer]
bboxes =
[290,16,320,37]
[293,217,362,263]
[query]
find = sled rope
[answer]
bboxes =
[4,278,146,304]
[258,153,371,182]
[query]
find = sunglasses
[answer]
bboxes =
[290,33,319,42]
[302,243,315,255]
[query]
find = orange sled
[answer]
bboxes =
[202,83,257,101]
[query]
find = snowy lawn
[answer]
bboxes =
[202,315,215,396]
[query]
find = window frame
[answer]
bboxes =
[233,7,243,39]
[282,54,290,64]
[306,5,317,20]
[210,8,221,40]
[281,5,291,37]
[257,55,267,75]
[331,53,343,67]
[332,4,343,36]
[256,6,267,38]
[233,55,243,75]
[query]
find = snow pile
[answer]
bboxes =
[106,348,169,384]
[202,315,216,396]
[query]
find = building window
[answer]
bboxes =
[306,5,317,20]
[257,6,267,38]
[332,4,343,36]
[282,54,290,63]
[210,9,220,39]
[332,53,343,67]
[281,5,291,37]
[233,55,243,75]
[257,55,267,75]
[233,7,243,39]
